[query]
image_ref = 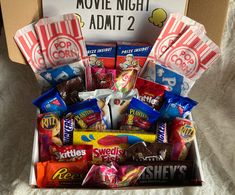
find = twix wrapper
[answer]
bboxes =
[146,13,206,63]
[35,13,88,68]
[14,23,47,73]
[159,27,220,80]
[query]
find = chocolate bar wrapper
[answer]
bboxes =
[140,61,195,96]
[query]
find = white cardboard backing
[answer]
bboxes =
[43,0,188,43]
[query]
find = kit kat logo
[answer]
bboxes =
[165,47,198,78]
[48,36,81,65]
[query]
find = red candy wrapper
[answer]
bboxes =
[38,113,62,162]
[91,67,116,90]
[36,161,88,188]
[14,23,47,73]
[82,162,145,188]
[159,26,220,80]
[146,13,206,63]
[50,143,93,162]
[135,77,169,110]
[170,117,196,160]
[35,13,88,68]
[115,68,138,93]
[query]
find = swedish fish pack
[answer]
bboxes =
[73,130,157,164]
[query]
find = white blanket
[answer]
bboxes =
[0,1,234,194]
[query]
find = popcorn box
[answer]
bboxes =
[73,130,157,164]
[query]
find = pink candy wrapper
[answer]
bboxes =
[35,13,88,68]
[14,23,46,73]
[159,26,221,80]
[82,162,145,188]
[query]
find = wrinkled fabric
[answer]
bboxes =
[0,1,235,194]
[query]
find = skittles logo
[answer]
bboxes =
[165,47,199,78]
[40,113,59,130]
[179,124,195,142]
[48,35,80,66]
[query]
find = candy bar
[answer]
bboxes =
[73,130,157,164]
[37,113,62,161]
[135,77,169,110]
[126,142,172,162]
[82,162,145,188]
[120,98,160,131]
[36,161,88,188]
[170,117,196,160]
[14,23,47,73]
[35,13,88,68]
[86,42,116,69]
[61,114,75,145]
[156,122,168,143]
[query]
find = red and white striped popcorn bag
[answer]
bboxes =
[14,23,46,73]
[35,13,88,68]
[159,26,221,80]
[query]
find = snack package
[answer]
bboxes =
[36,161,88,188]
[91,67,116,90]
[156,122,168,143]
[108,89,139,129]
[126,142,172,162]
[146,13,206,62]
[67,99,106,130]
[170,117,196,160]
[82,162,145,188]
[39,61,85,87]
[50,143,93,162]
[116,42,152,72]
[115,68,138,93]
[33,88,67,116]
[14,23,47,73]
[73,130,157,164]
[140,62,195,96]
[79,89,113,129]
[135,77,169,110]
[159,26,220,80]
[86,42,116,69]
[35,13,88,68]
[37,113,62,161]
[160,91,198,120]
[120,98,160,131]
[57,76,85,105]
[61,114,75,145]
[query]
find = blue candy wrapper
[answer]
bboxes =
[160,91,198,120]
[140,61,195,96]
[120,97,160,131]
[33,88,67,116]
[68,99,106,130]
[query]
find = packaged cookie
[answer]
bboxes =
[37,113,62,162]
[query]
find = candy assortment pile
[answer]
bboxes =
[15,13,220,188]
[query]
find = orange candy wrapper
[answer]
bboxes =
[36,161,89,188]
